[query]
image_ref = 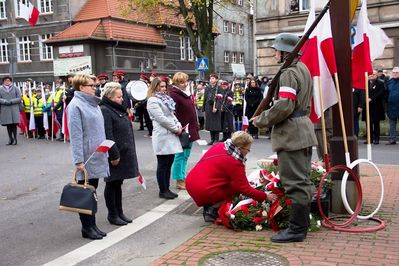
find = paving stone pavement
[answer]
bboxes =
[150,165,399,266]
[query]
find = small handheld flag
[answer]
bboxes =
[138,174,147,190]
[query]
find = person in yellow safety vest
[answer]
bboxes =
[232,83,244,131]
[195,83,205,130]
[33,88,46,139]
[22,89,35,138]
[53,85,65,141]
[43,91,56,139]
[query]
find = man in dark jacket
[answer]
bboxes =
[386,67,399,145]
[203,74,222,145]
[353,88,365,138]
[362,70,386,144]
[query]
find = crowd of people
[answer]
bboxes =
[1,53,398,243]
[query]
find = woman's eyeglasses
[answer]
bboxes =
[82,84,96,88]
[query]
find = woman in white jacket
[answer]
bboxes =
[147,77,182,199]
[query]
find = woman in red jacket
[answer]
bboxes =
[186,131,275,222]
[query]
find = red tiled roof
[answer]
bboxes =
[47,19,166,46]
[73,0,187,28]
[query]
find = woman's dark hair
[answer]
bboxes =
[2,76,12,82]
[249,78,259,89]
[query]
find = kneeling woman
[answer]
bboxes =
[186,131,275,222]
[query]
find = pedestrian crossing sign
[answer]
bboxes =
[196,58,209,72]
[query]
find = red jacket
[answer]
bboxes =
[186,143,267,206]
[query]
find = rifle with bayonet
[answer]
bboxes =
[252,0,331,119]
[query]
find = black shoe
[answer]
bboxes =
[159,191,176,200]
[12,139,17,145]
[386,141,396,145]
[6,139,13,145]
[93,225,107,237]
[167,189,178,198]
[81,227,103,240]
[107,215,128,226]
[38,136,45,139]
[374,141,379,145]
[119,213,132,223]
[57,138,64,142]
[271,226,307,243]
[202,206,219,223]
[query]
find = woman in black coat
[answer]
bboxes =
[100,82,139,226]
[245,79,263,138]
[362,71,386,144]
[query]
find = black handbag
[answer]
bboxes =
[179,131,190,149]
[59,169,98,215]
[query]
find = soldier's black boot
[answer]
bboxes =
[271,204,310,243]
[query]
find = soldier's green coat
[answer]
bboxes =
[254,61,317,152]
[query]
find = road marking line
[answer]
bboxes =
[43,191,191,266]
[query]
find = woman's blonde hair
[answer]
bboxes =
[147,77,165,98]
[231,131,253,148]
[102,82,121,98]
[172,72,189,86]
[71,74,93,91]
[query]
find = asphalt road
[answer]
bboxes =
[0,124,397,266]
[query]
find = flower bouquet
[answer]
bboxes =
[216,168,292,231]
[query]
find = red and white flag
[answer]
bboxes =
[28,83,36,132]
[95,140,115,153]
[138,174,147,190]
[51,82,60,137]
[41,82,49,132]
[19,1,40,27]
[300,0,338,123]
[352,0,391,89]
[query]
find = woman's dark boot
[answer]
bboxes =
[116,186,132,223]
[105,184,127,226]
[6,126,13,145]
[92,216,107,237]
[207,132,215,145]
[81,227,103,240]
[202,206,219,223]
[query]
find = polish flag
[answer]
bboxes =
[51,82,60,137]
[28,83,36,132]
[19,1,40,27]
[300,0,338,123]
[352,0,392,89]
[41,82,49,132]
[242,115,249,131]
[138,174,147,190]
[61,89,69,141]
[95,140,115,153]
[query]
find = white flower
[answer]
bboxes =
[262,210,268,217]
[316,220,321,228]
[255,224,263,231]
[230,214,235,220]
[309,214,313,220]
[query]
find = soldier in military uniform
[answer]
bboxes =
[218,81,234,141]
[252,33,317,243]
[203,74,222,145]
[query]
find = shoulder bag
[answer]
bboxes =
[59,169,98,215]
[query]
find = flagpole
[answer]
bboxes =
[333,73,351,166]
[316,77,330,171]
[364,72,372,161]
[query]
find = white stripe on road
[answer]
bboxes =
[43,191,191,266]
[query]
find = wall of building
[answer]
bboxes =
[255,0,399,76]
[213,1,254,80]
[0,0,71,82]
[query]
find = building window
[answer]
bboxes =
[223,21,229,33]
[17,36,31,62]
[39,0,53,14]
[15,0,29,17]
[39,34,53,60]
[0,38,8,63]
[290,0,310,12]
[232,52,237,63]
[238,24,244,35]
[231,22,236,34]
[0,0,6,19]
[237,0,243,6]
[239,53,244,64]
[186,36,194,61]
[180,36,186,60]
[224,51,230,63]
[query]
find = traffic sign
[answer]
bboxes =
[196,58,209,72]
